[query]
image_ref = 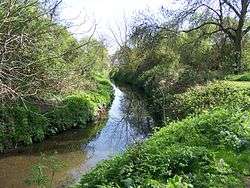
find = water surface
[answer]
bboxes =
[0,85,154,188]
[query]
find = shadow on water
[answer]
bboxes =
[0,85,154,188]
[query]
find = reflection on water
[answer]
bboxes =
[74,86,154,177]
[0,85,154,188]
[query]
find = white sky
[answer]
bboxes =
[60,0,175,53]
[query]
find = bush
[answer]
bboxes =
[152,81,250,122]
[0,104,48,150]
[46,95,93,133]
[45,78,113,134]
[0,78,113,152]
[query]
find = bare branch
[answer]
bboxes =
[223,0,241,17]
[243,25,250,35]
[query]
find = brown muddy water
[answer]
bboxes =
[0,85,154,188]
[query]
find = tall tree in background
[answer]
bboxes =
[169,0,250,72]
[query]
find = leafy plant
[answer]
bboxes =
[25,152,64,188]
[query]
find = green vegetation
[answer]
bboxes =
[226,72,250,82]
[1,0,250,187]
[77,1,250,187]
[0,73,112,152]
[46,77,113,134]
[152,81,250,123]
[0,0,112,152]
[77,107,250,187]
[26,153,64,188]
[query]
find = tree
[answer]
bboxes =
[0,0,63,102]
[166,0,250,72]
[0,0,96,102]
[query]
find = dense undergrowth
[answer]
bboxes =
[76,77,250,187]
[0,75,113,152]
[0,0,114,152]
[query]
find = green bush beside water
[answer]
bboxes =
[0,104,49,150]
[46,80,113,133]
[0,78,113,152]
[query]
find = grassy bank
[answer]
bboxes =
[76,71,250,187]
[0,75,113,153]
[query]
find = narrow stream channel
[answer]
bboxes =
[0,85,154,188]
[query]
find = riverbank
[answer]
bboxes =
[76,72,250,187]
[0,84,154,188]
[0,74,113,153]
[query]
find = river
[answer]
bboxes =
[0,85,154,188]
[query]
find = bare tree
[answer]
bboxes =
[109,14,133,65]
[0,0,96,103]
[0,0,61,101]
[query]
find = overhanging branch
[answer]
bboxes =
[223,0,241,18]
[181,21,220,33]
[243,26,250,35]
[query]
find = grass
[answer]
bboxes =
[76,77,250,188]
[225,72,250,82]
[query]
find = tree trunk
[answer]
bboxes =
[233,37,243,73]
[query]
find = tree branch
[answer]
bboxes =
[223,0,241,17]
[199,3,221,19]
[243,26,250,35]
[181,21,220,33]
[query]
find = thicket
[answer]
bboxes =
[0,0,112,152]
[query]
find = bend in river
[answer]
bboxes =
[0,85,154,188]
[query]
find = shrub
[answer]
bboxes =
[0,78,113,152]
[46,95,93,133]
[153,81,250,122]
[0,104,48,150]
[46,79,113,134]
